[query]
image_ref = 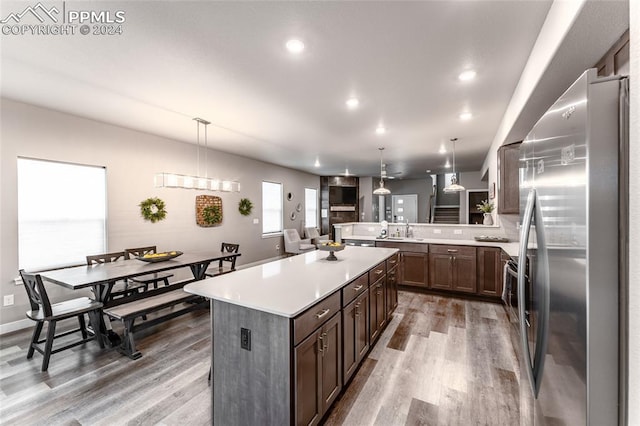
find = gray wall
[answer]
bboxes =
[0,99,319,327]
[383,177,433,223]
[359,176,373,222]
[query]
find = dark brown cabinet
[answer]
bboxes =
[369,278,386,343]
[497,142,521,214]
[595,29,629,77]
[477,247,504,297]
[375,241,429,288]
[400,252,429,288]
[386,265,398,317]
[294,312,342,426]
[428,245,477,294]
[342,290,369,384]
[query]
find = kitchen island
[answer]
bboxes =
[184,246,399,425]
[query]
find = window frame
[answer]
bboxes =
[17,157,108,271]
[304,187,319,229]
[261,180,283,237]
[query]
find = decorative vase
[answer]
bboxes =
[483,213,493,225]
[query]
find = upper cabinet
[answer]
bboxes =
[497,142,522,214]
[594,29,630,77]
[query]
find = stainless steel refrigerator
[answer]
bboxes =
[517,68,628,425]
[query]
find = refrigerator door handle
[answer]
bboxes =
[518,189,536,395]
[517,188,551,398]
[532,191,550,398]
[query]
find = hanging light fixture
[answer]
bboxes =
[373,147,391,195]
[444,137,465,193]
[155,118,240,192]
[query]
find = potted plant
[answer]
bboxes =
[476,200,495,225]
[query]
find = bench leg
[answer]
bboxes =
[120,318,142,360]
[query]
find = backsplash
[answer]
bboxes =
[337,219,517,241]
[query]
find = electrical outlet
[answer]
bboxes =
[276,244,280,250]
[454,229,463,235]
[3,294,14,306]
[433,229,442,234]
[253,218,259,224]
[241,328,251,351]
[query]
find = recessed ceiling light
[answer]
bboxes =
[376,125,386,135]
[439,145,447,154]
[314,158,320,168]
[346,97,359,109]
[426,169,431,173]
[285,39,305,54]
[458,70,476,81]
[459,112,473,120]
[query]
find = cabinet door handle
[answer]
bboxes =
[322,331,328,352]
[447,249,458,253]
[355,302,360,316]
[389,259,397,264]
[375,269,383,275]
[315,308,331,319]
[353,284,364,292]
[318,334,324,354]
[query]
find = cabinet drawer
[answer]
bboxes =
[368,261,386,284]
[429,244,476,257]
[386,253,400,269]
[342,273,369,307]
[294,292,341,346]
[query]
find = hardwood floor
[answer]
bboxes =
[324,291,520,425]
[0,292,520,425]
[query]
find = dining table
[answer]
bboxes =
[38,250,241,346]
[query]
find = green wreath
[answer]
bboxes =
[238,198,253,216]
[139,197,167,223]
[202,205,222,225]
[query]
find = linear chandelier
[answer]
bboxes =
[155,118,240,192]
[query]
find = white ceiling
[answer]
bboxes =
[0,1,627,179]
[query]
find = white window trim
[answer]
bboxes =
[262,180,283,236]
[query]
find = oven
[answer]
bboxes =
[504,256,531,327]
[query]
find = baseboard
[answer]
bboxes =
[0,318,32,335]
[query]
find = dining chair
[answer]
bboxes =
[283,229,315,255]
[86,251,145,299]
[124,246,174,289]
[18,270,104,372]
[205,242,240,278]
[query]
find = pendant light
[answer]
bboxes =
[444,137,465,193]
[373,147,391,195]
[155,117,240,192]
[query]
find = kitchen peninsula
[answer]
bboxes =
[184,246,399,425]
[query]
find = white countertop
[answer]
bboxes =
[184,246,398,318]
[342,235,519,257]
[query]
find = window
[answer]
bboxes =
[262,181,282,235]
[305,188,318,228]
[18,158,107,271]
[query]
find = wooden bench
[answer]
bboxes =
[104,287,207,359]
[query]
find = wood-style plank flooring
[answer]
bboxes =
[0,291,520,425]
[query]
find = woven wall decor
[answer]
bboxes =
[196,195,223,227]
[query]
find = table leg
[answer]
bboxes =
[92,282,121,347]
[190,261,212,281]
